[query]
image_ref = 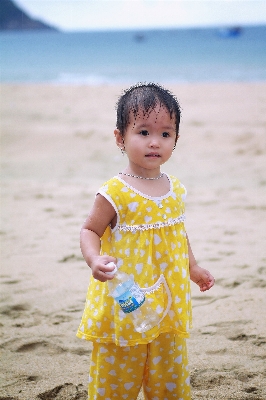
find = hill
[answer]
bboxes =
[0,0,58,31]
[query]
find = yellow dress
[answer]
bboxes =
[77,174,192,347]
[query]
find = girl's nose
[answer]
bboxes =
[149,137,160,148]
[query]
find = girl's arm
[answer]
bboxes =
[186,234,215,292]
[80,194,117,282]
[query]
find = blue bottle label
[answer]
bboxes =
[116,283,145,313]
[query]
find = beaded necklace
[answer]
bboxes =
[118,172,164,180]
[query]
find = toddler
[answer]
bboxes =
[77,83,215,399]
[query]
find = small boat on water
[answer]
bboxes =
[134,33,145,42]
[217,26,242,38]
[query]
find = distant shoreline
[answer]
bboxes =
[1,22,265,34]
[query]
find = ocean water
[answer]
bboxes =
[1,25,265,84]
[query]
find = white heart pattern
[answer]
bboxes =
[154,234,162,245]
[174,355,182,364]
[152,356,162,365]
[124,382,134,390]
[100,346,108,353]
[97,388,105,396]
[109,370,116,376]
[110,384,118,390]
[105,356,115,364]
[128,202,139,212]
[166,382,176,391]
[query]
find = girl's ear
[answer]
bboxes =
[114,129,124,149]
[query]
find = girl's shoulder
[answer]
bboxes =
[98,175,125,194]
[168,174,181,185]
[97,176,132,202]
[168,175,187,195]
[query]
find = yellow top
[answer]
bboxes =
[76,174,192,346]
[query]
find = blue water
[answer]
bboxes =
[1,26,265,84]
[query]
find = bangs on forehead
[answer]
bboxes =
[130,99,172,120]
[116,83,181,137]
[128,90,161,116]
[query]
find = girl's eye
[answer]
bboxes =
[139,130,149,136]
[162,132,170,138]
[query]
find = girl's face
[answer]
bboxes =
[115,104,177,175]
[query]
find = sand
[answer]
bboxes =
[1,82,266,400]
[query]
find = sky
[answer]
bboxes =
[15,0,266,31]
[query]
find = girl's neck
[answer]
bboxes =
[117,171,170,197]
[123,165,162,180]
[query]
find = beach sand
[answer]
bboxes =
[1,82,266,400]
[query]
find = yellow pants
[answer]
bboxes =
[88,333,191,400]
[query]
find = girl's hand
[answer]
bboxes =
[90,256,117,282]
[190,264,215,292]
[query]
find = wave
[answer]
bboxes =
[53,73,114,85]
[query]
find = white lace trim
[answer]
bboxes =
[118,213,185,232]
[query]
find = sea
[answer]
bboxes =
[1,25,265,84]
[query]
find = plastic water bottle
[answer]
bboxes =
[106,262,161,333]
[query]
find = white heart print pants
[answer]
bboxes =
[87,332,191,399]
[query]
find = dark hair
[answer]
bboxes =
[116,83,181,140]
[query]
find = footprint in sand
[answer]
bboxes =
[190,369,231,389]
[250,278,266,288]
[1,279,21,285]
[68,347,92,356]
[191,369,263,398]
[51,308,83,325]
[244,386,260,395]
[2,337,91,357]
[204,320,253,337]
[15,341,66,355]
[258,266,266,275]
[227,333,266,349]
[58,254,83,263]
[214,276,250,288]
[37,383,87,400]
[26,375,41,382]
[227,333,264,342]
[192,295,229,308]
[206,348,227,355]
[52,314,72,325]
[234,371,257,382]
[0,397,19,400]
[208,320,251,328]
[0,303,31,318]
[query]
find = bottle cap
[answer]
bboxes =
[105,262,117,276]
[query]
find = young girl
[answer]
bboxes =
[77,83,215,400]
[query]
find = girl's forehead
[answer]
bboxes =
[128,104,174,124]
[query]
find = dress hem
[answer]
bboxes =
[76,327,190,347]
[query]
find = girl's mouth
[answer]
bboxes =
[145,153,160,157]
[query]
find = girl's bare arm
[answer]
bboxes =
[186,234,215,292]
[80,194,117,282]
